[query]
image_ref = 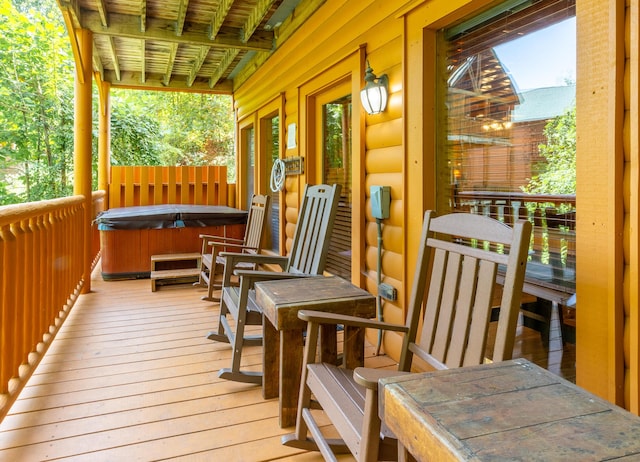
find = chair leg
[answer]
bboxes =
[282,321,321,449]
[196,239,208,288]
[282,322,351,455]
[201,264,221,301]
[360,387,382,462]
[195,261,208,288]
[201,249,222,302]
[215,281,263,384]
[207,256,235,340]
[217,323,262,383]
[206,294,231,343]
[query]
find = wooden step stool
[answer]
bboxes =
[151,252,202,292]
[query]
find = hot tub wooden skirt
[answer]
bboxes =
[100,224,244,280]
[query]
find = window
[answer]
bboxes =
[264,115,280,252]
[322,95,352,279]
[241,125,255,208]
[438,0,576,296]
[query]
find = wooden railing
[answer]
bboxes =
[454,190,576,301]
[0,196,87,420]
[0,178,237,421]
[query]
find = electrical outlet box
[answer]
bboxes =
[370,185,391,219]
[378,283,397,301]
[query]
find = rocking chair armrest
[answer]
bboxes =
[298,310,409,333]
[209,241,258,252]
[353,367,412,390]
[219,252,289,270]
[199,234,244,244]
[234,270,320,284]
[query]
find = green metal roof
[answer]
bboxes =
[512,85,575,122]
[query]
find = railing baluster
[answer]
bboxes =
[0,223,17,395]
[0,196,88,420]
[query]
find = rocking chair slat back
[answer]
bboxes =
[286,184,341,275]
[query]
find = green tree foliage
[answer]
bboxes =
[110,90,235,175]
[0,0,75,203]
[523,106,576,195]
[0,0,236,205]
[323,97,352,169]
[109,104,162,166]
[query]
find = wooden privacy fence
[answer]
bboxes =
[109,165,233,208]
[92,190,106,267]
[0,196,87,421]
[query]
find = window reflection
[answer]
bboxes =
[439,2,576,295]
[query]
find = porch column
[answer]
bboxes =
[98,81,111,199]
[73,28,93,294]
[576,0,625,406]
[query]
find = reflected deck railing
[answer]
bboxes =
[455,190,576,301]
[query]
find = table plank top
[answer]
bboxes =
[381,358,640,461]
[255,276,376,330]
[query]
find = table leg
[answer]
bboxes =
[344,325,365,369]
[279,328,304,427]
[319,324,337,364]
[262,316,279,400]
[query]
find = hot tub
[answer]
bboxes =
[96,204,247,280]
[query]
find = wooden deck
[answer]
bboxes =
[0,265,575,461]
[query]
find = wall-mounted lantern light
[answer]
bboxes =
[360,61,388,115]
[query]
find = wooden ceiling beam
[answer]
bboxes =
[163,43,179,86]
[140,39,146,83]
[209,49,239,88]
[81,11,274,52]
[187,46,210,87]
[95,0,108,27]
[176,0,190,36]
[103,70,233,93]
[57,0,309,92]
[210,0,234,40]
[92,43,104,80]
[242,0,277,43]
[108,36,121,81]
[140,0,147,32]
[207,0,274,85]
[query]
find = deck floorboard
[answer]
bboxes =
[0,264,575,461]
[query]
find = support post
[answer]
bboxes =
[98,81,111,196]
[73,29,93,293]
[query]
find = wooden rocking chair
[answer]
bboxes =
[283,210,532,462]
[197,194,270,301]
[207,184,341,384]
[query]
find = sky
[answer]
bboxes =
[494,17,576,91]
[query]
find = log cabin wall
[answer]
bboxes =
[234,0,409,359]
[233,0,640,411]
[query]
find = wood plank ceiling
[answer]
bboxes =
[57,0,312,93]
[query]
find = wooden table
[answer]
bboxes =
[254,276,376,428]
[381,358,640,461]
